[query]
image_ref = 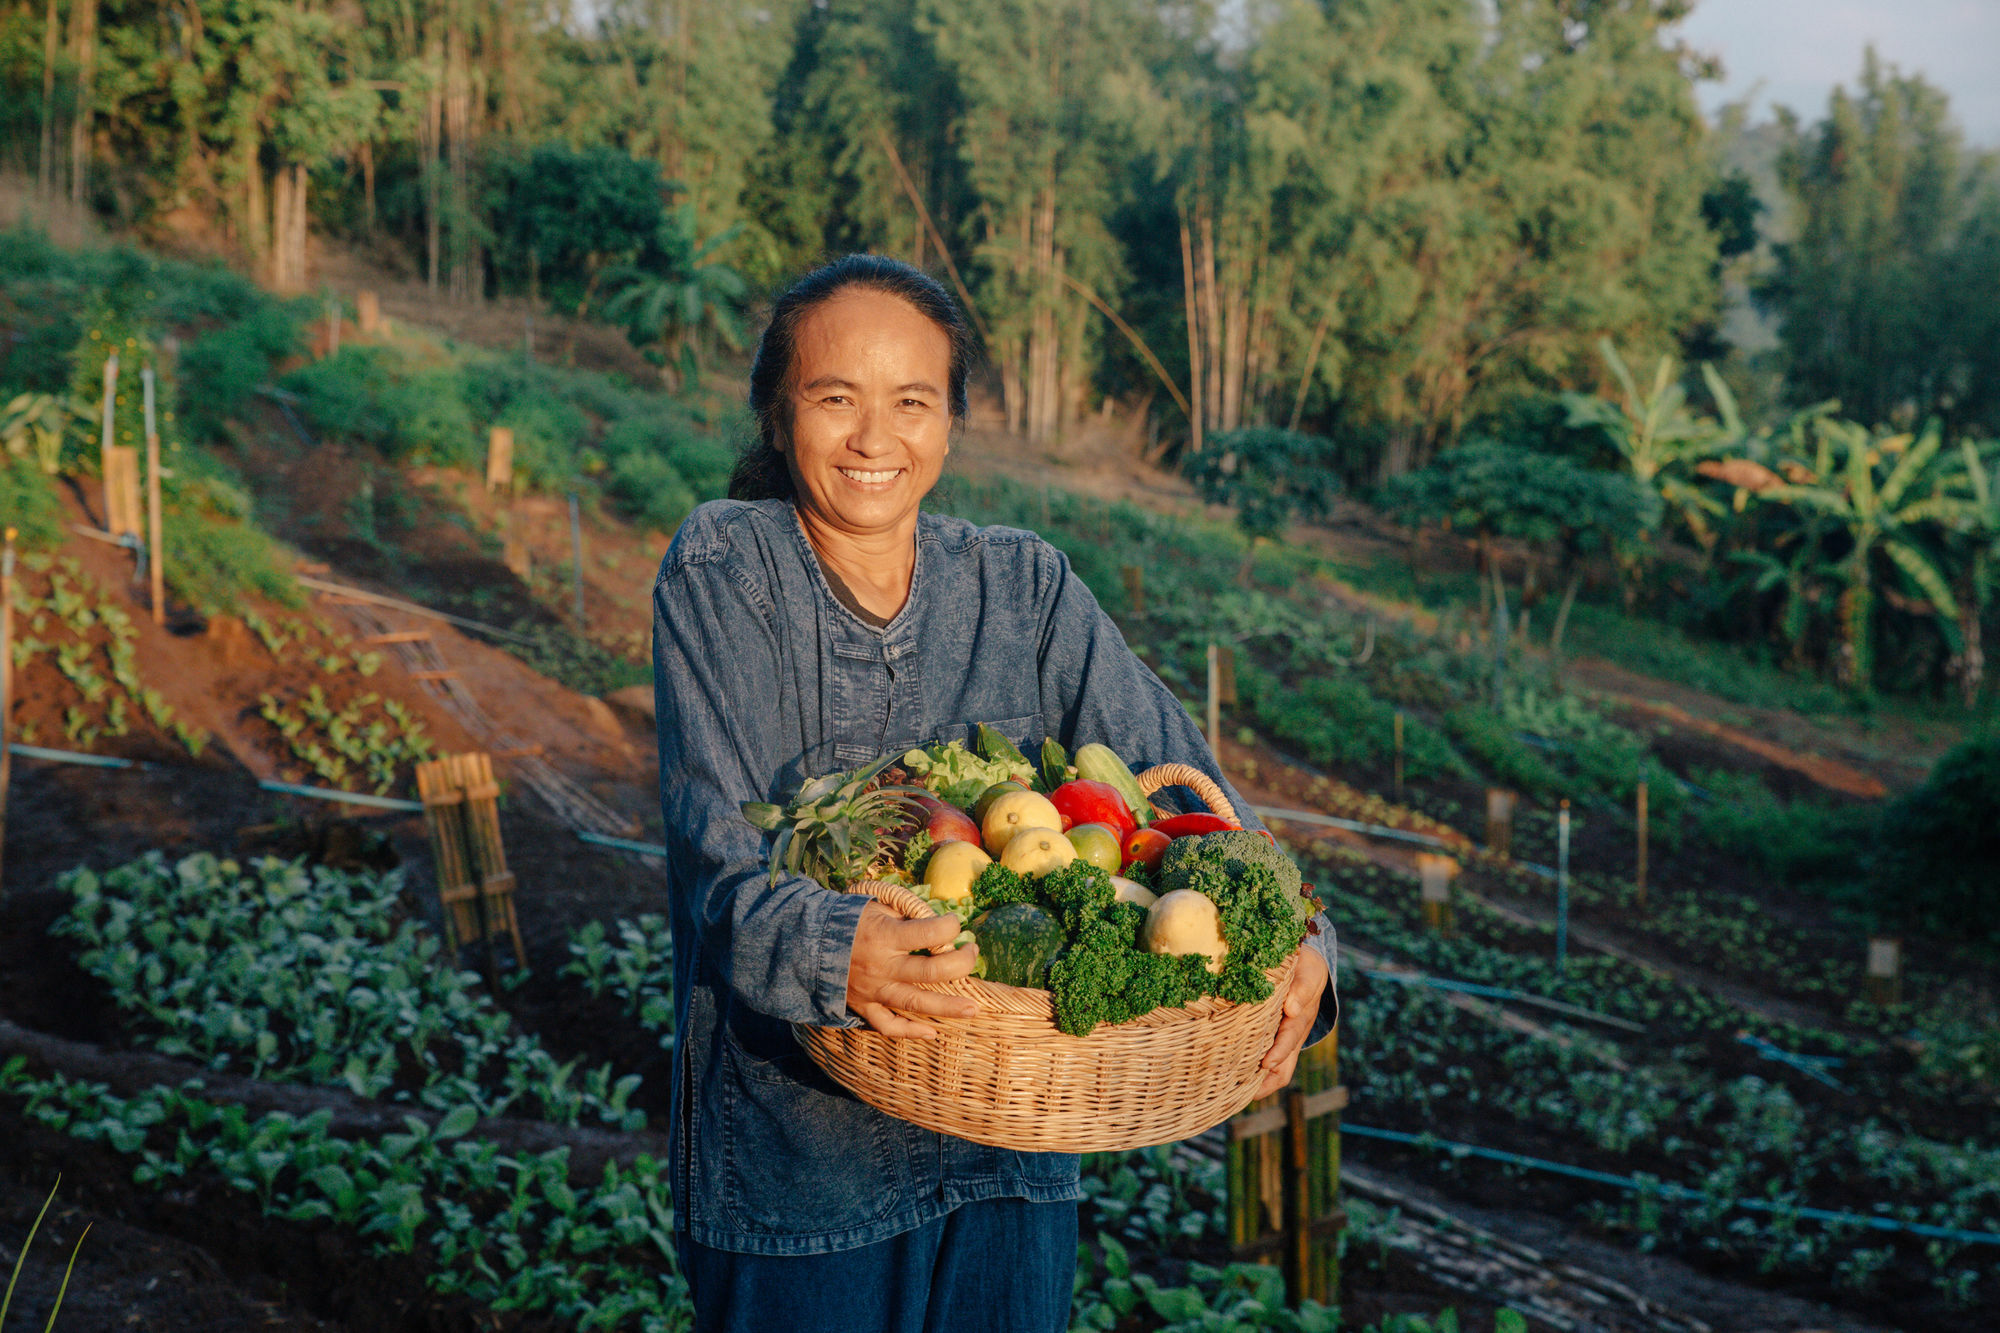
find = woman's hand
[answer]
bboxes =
[1251,946,1331,1099]
[845,901,982,1039]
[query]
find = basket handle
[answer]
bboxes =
[1136,763,1241,828]
[848,879,939,922]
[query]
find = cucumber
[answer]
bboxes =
[1073,742,1153,827]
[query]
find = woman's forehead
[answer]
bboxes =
[793,288,951,385]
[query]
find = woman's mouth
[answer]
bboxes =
[838,467,903,485]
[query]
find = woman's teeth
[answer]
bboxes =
[839,468,900,483]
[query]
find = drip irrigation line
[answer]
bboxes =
[575,830,668,857]
[254,779,425,813]
[1253,804,1458,850]
[7,743,154,770]
[1736,1031,1850,1092]
[293,576,534,644]
[1341,1123,2000,1247]
[1361,968,1646,1034]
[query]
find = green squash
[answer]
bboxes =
[969,903,1065,989]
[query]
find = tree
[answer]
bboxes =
[1381,441,1654,693]
[1181,426,1342,579]
[1764,49,2000,435]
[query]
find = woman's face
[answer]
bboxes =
[782,287,953,541]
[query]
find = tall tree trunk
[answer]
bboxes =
[1548,567,1582,692]
[1289,294,1335,431]
[422,36,442,293]
[37,0,59,196]
[445,21,476,303]
[361,139,375,235]
[67,0,96,207]
[1199,206,1222,434]
[1219,249,1248,432]
[243,135,267,270]
[1179,211,1203,452]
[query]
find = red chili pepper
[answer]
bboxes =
[1149,812,1235,838]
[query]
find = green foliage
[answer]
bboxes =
[1869,736,2000,942]
[1379,440,1656,559]
[1182,428,1342,542]
[482,142,668,314]
[1687,769,1869,891]
[176,302,302,439]
[0,454,65,550]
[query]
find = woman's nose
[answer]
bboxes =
[848,402,897,457]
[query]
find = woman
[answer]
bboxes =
[652,254,1336,1332]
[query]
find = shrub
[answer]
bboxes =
[1869,736,2000,944]
[178,301,301,438]
[606,451,697,534]
[1444,706,1565,796]
[665,435,735,501]
[284,346,399,448]
[1689,768,1866,889]
[1241,664,1463,781]
[0,454,65,548]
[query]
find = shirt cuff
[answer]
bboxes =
[811,887,873,1029]
[1303,917,1340,1047]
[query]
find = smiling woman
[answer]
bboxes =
[653,254,1336,1333]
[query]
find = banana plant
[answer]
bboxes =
[1755,418,1980,692]
[1562,339,1738,557]
[0,391,82,474]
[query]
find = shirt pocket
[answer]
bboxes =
[929,712,1044,757]
[718,1019,912,1236]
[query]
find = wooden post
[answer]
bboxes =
[1416,852,1459,935]
[98,351,118,527]
[357,289,380,334]
[142,368,164,624]
[1485,787,1516,859]
[1206,643,1222,754]
[1392,711,1404,800]
[1121,563,1145,615]
[1865,936,1903,1008]
[485,426,513,492]
[0,528,14,897]
[1216,643,1237,706]
[568,492,585,629]
[1634,780,1649,912]
[1228,1032,1345,1305]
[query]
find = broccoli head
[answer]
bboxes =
[1048,902,1208,1035]
[970,862,1035,913]
[1159,830,1311,926]
[1037,859,1115,931]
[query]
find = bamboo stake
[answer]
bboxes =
[1393,711,1405,800]
[0,528,14,897]
[98,352,117,527]
[568,492,584,629]
[1634,780,1649,911]
[142,368,164,625]
[1207,643,1222,754]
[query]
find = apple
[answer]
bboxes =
[1065,822,1122,874]
[1048,779,1136,841]
[918,798,982,846]
[999,827,1076,878]
[1121,827,1171,873]
[981,789,1064,856]
[972,779,1029,823]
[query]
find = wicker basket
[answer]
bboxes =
[795,763,1296,1153]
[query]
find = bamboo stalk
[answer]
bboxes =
[142,368,164,624]
[1635,780,1649,911]
[0,527,14,898]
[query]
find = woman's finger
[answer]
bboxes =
[883,912,965,953]
[856,1002,938,1040]
[886,940,980,984]
[876,979,980,1020]
[1253,1048,1300,1099]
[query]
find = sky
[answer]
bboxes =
[1675,0,2000,146]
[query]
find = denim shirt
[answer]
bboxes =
[652,498,1339,1255]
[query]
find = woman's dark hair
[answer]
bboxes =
[729,254,977,501]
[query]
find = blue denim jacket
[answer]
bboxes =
[652,498,1338,1255]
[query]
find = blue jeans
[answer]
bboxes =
[676,1198,1078,1333]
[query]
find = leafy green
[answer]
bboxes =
[900,739,1033,809]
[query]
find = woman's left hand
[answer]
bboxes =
[1251,946,1330,1099]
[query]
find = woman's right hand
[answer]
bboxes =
[845,901,981,1038]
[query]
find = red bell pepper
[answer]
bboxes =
[1148,812,1235,838]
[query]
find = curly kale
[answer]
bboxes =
[1037,860,1115,932]
[1047,902,1207,1036]
[970,862,1035,913]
